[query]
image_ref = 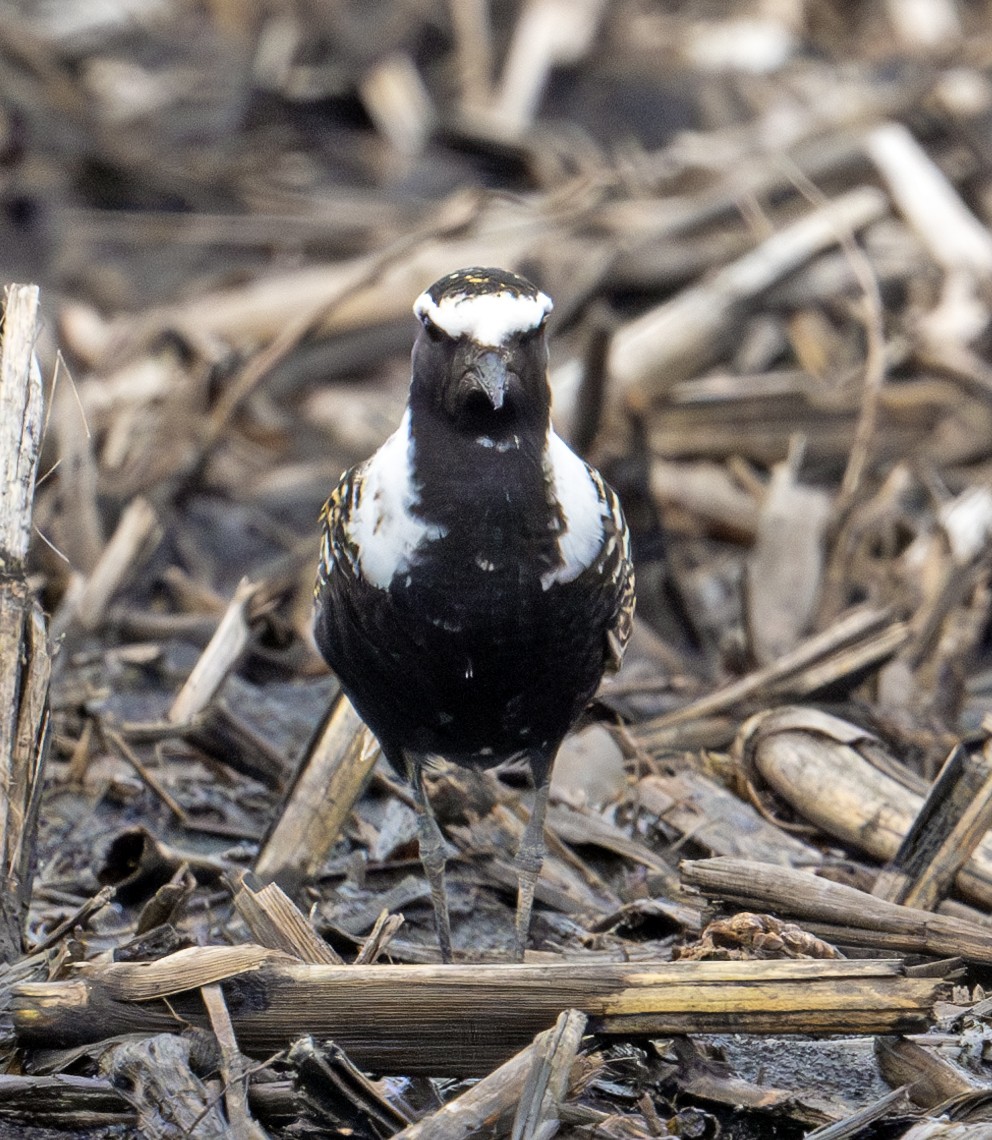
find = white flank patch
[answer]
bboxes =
[541,430,604,589]
[349,410,446,588]
[414,288,552,346]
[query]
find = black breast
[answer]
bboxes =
[314,441,613,768]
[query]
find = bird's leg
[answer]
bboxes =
[513,755,551,962]
[409,760,454,963]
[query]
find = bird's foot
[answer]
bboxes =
[513,865,539,962]
[512,772,551,961]
[415,793,454,963]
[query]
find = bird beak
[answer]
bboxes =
[468,350,511,410]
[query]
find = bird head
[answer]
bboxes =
[410,267,553,444]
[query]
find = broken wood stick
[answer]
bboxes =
[0,283,50,963]
[634,766,821,867]
[736,706,992,909]
[632,605,905,739]
[510,1007,587,1140]
[98,1034,230,1138]
[229,870,344,965]
[254,694,379,893]
[201,983,267,1140]
[746,442,832,665]
[447,0,494,108]
[873,742,992,910]
[168,577,268,724]
[802,1087,912,1140]
[491,0,607,133]
[867,121,992,277]
[12,949,941,1075]
[606,186,888,401]
[394,1009,588,1140]
[875,1036,983,1109]
[681,856,992,965]
[50,496,163,644]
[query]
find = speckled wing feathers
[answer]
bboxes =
[584,464,635,676]
[315,466,362,595]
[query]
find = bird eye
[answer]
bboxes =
[420,313,445,342]
[517,316,547,343]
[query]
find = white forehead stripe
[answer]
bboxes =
[414,288,552,347]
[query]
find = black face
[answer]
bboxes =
[409,268,552,443]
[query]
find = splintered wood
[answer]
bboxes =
[11,950,942,1075]
[0,284,49,964]
[6,0,992,1135]
[393,1009,588,1140]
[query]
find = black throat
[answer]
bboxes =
[407,399,554,539]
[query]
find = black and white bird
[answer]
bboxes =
[314,267,634,961]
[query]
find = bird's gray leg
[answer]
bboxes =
[513,754,552,962]
[409,759,454,963]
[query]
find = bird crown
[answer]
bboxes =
[414,267,552,347]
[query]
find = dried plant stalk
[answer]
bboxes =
[255,695,379,891]
[229,870,344,965]
[607,187,888,401]
[737,707,992,908]
[681,857,992,964]
[395,1009,588,1140]
[13,951,942,1075]
[0,284,50,963]
[876,744,992,910]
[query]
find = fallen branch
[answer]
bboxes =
[736,707,992,909]
[12,948,941,1075]
[254,694,379,893]
[681,856,992,965]
[607,186,888,401]
[632,605,904,737]
[395,1009,588,1140]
